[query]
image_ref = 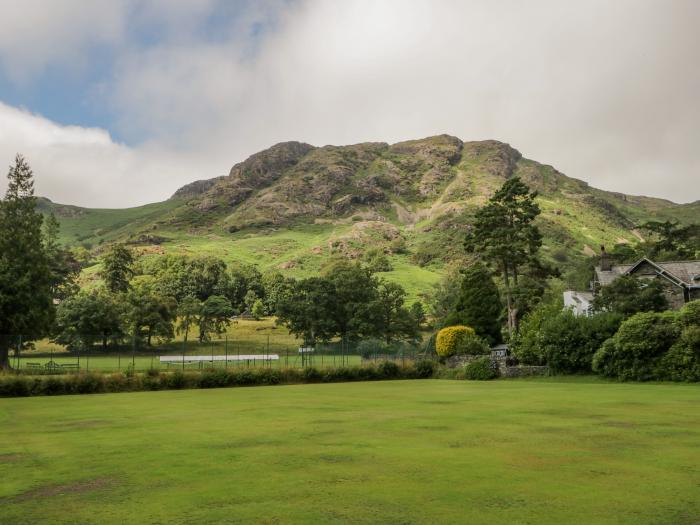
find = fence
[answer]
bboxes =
[3,335,430,374]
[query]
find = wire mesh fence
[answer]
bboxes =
[3,335,430,374]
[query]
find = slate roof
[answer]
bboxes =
[595,259,700,288]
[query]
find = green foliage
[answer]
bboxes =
[0,362,435,397]
[251,299,266,320]
[0,155,54,368]
[435,325,475,357]
[364,248,393,272]
[512,309,622,373]
[638,220,700,260]
[465,176,554,334]
[592,311,680,381]
[592,276,668,316]
[444,262,502,344]
[101,244,134,293]
[53,290,125,350]
[125,283,177,346]
[375,280,418,344]
[147,255,231,304]
[198,295,234,342]
[176,296,201,343]
[463,357,498,380]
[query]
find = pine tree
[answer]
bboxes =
[444,262,503,345]
[465,176,548,335]
[0,155,54,369]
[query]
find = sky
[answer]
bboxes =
[0,0,698,207]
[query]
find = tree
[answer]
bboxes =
[638,220,700,259]
[251,299,266,320]
[101,244,134,293]
[53,290,125,350]
[44,213,80,300]
[125,284,177,346]
[592,311,680,380]
[244,289,259,312]
[323,262,381,342]
[444,262,502,344]
[374,281,418,344]
[276,277,338,345]
[176,296,201,343]
[198,295,234,342]
[410,301,426,326]
[0,155,54,369]
[592,276,667,316]
[148,255,231,302]
[465,177,552,334]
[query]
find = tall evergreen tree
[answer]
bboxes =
[445,262,503,345]
[0,155,53,369]
[465,176,550,335]
[101,244,134,293]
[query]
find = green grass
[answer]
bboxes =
[2,379,699,524]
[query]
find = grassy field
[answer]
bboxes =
[2,379,699,524]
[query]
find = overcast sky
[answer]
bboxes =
[0,0,698,207]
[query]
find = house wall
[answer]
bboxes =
[658,279,686,310]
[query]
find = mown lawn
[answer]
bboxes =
[1,379,699,524]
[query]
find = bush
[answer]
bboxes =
[378,361,400,378]
[463,357,498,380]
[413,360,436,378]
[592,311,681,380]
[516,310,623,374]
[436,326,475,357]
[658,325,700,382]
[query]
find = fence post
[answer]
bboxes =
[132,336,136,370]
[182,338,185,371]
[225,335,228,369]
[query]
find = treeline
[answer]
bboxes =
[55,247,425,351]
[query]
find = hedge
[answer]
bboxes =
[0,361,438,398]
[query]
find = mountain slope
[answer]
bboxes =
[40,135,700,299]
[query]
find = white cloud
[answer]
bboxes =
[0,0,699,205]
[0,102,221,207]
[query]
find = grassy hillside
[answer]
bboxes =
[39,135,700,299]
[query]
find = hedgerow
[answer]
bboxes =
[0,361,437,398]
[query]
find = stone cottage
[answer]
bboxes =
[593,248,700,309]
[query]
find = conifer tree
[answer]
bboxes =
[465,176,548,335]
[0,155,53,369]
[445,262,503,345]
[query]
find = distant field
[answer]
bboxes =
[2,379,699,524]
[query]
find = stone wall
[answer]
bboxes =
[500,365,550,378]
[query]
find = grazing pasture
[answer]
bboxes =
[1,379,699,524]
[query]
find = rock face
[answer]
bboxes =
[171,177,226,199]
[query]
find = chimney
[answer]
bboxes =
[600,245,612,271]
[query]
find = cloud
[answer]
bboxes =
[0,102,221,207]
[0,0,699,205]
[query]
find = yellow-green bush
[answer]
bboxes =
[436,325,475,357]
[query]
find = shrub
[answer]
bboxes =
[302,367,321,382]
[463,357,498,380]
[436,326,475,357]
[678,300,700,328]
[658,326,700,382]
[457,334,490,355]
[592,311,680,380]
[378,361,400,378]
[413,360,436,378]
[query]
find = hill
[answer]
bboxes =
[38,135,700,299]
